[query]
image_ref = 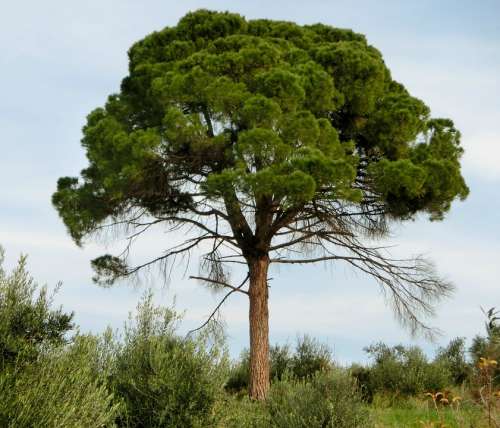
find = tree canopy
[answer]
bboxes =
[53,10,468,399]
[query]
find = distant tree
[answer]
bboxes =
[0,247,73,370]
[435,337,472,385]
[470,307,500,385]
[53,10,468,399]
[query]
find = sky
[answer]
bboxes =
[1,0,499,363]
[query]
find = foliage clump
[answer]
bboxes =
[267,369,370,427]
[434,337,471,386]
[0,335,120,427]
[352,342,452,399]
[110,292,229,427]
[0,248,116,427]
[222,369,369,428]
[53,9,468,336]
[470,307,500,386]
[0,248,73,370]
[226,335,333,392]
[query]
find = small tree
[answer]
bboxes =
[435,337,472,386]
[53,10,468,399]
[111,292,228,427]
[0,247,73,370]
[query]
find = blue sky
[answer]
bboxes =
[1,0,499,362]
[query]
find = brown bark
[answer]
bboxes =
[248,255,270,400]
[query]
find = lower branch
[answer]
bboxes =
[186,273,250,336]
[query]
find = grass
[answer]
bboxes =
[370,398,485,427]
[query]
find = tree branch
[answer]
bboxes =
[189,275,249,295]
[186,273,250,336]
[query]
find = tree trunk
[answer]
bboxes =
[248,255,270,400]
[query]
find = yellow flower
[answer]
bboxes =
[478,357,498,368]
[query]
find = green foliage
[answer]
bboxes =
[349,363,373,401]
[218,396,270,428]
[110,292,229,427]
[222,368,370,427]
[225,348,251,392]
[267,369,370,427]
[53,9,468,268]
[0,247,116,426]
[357,343,452,397]
[0,334,119,428]
[470,307,500,386]
[470,308,500,362]
[370,397,483,428]
[0,247,73,370]
[291,335,332,379]
[435,337,472,386]
[226,335,333,392]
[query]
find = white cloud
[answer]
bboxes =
[462,134,500,181]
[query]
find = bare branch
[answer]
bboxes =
[189,275,249,295]
[186,273,250,336]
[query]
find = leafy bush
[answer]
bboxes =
[0,246,115,426]
[267,369,370,428]
[218,395,270,428]
[291,335,332,379]
[349,363,373,401]
[270,343,292,381]
[470,307,500,386]
[0,334,119,427]
[0,249,73,370]
[434,337,472,385]
[356,343,451,397]
[111,292,229,427]
[226,335,333,392]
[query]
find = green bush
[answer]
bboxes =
[267,369,370,428]
[470,307,500,386]
[218,395,270,428]
[434,337,472,385]
[226,335,333,392]
[349,363,373,401]
[111,292,229,427]
[270,343,292,381]
[0,334,119,427]
[225,349,250,393]
[356,343,451,397]
[0,249,73,370]
[291,335,332,379]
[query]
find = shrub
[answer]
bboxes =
[0,334,119,427]
[434,337,472,385]
[360,343,451,397]
[226,348,250,393]
[0,249,73,370]
[111,292,229,427]
[226,335,332,392]
[349,363,373,401]
[270,343,292,381]
[218,395,270,428]
[267,369,370,428]
[470,307,500,386]
[291,335,332,379]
